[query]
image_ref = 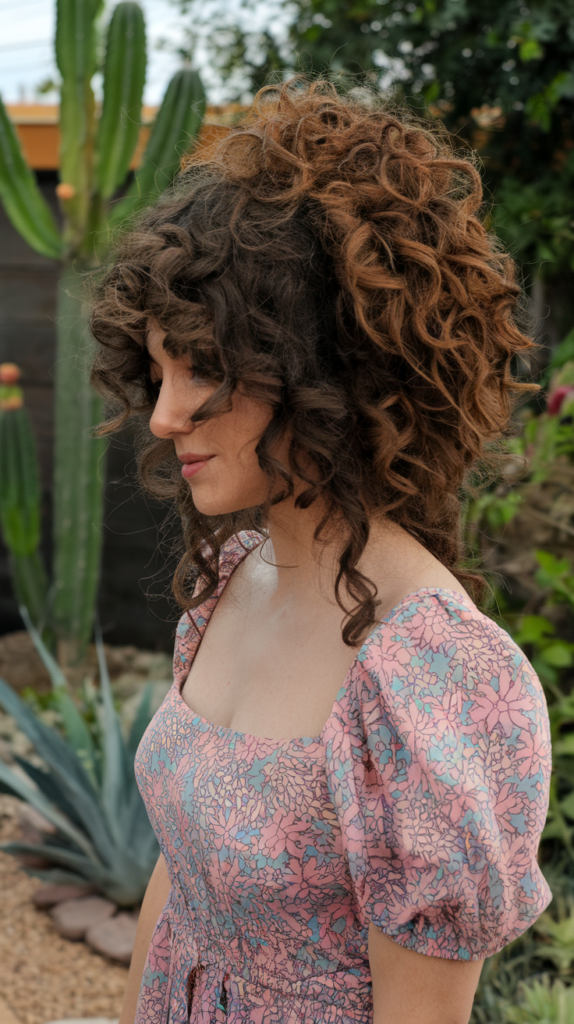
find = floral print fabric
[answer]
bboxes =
[134,531,552,1024]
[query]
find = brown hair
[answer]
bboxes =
[90,79,535,646]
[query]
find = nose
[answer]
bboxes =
[149,375,195,440]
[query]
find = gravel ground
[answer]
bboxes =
[0,796,128,1024]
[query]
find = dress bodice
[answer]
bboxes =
[134,531,552,1024]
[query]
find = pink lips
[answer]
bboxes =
[177,453,215,479]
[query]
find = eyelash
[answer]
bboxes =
[149,370,208,394]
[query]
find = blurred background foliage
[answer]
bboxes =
[179,0,574,322]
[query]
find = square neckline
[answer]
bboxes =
[174,531,473,748]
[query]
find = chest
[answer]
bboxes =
[180,586,361,741]
[136,689,352,926]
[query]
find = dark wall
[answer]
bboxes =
[0,172,178,651]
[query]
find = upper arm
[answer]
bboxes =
[368,924,482,1024]
[148,851,172,904]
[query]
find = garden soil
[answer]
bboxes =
[0,796,127,1024]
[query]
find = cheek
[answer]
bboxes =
[222,393,273,461]
[190,396,274,515]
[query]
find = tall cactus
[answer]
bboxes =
[0,0,206,667]
[0,365,49,630]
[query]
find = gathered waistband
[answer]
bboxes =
[166,928,373,1024]
[184,958,373,1024]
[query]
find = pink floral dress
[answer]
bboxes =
[134,531,552,1024]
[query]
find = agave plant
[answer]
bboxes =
[0,613,158,906]
[505,978,574,1024]
[533,904,574,976]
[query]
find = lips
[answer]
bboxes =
[177,452,215,480]
[177,453,215,464]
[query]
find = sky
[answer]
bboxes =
[0,0,284,106]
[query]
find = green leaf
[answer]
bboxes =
[555,733,574,756]
[0,678,114,864]
[535,549,572,581]
[54,690,97,781]
[0,759,97,859]
[96,2,147,199]
[110,68,206,226]
[519,38,543,61]
[13,756,86,830]
[560,790,574,819]
[550,328,574,370]
[127,681,153,756]
[542,642,574,668]
[0,96,62,259]
[94,627,129,844]
[19,605,68,689]
[0,841,106,882]
[515,615,555,645]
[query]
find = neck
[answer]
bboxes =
[260,493,348,600]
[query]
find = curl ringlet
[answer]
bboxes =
[90,79,536,647]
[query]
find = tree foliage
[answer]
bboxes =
[184,0,574,280]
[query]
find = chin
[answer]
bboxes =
[189,486,263,518]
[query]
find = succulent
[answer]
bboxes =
[505,978,574,1024]
[533,905,574,976]
[0,613,158,906]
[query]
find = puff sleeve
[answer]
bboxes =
[322,590,553,961]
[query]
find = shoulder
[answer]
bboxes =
[173,530,264,672]
[349,587,548,750]
[323,587,553,958]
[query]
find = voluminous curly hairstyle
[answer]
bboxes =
[90,79,535,647]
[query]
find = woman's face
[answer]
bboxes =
[147,324,274,515]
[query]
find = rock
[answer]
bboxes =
[0,996,22,1024]
[85,911,138,964]
[0,631,51,693]
[0,737,15,765]
[32,882,93,909]
[43,1019,119,1024]
[50,896,116,941]
[18,803,57,844]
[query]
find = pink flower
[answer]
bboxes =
[211,806,253,851]
[258,810,310,859]
[283,857,325,903]
[514,728,551,781]
[471,669,531,736]
[548,385,574,416]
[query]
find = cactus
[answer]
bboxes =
[0,365,49,629]
[110,68,206,226]
[51,270,107,664]
[96,2,147,201]
[0,0,206,667]
[0,106,62,259]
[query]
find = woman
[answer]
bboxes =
[91,81,552,1024]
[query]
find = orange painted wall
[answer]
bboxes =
[7,105,237,171]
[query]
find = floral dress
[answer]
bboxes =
[134,531,552,1024]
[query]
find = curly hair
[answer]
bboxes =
[90,79,535,647]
